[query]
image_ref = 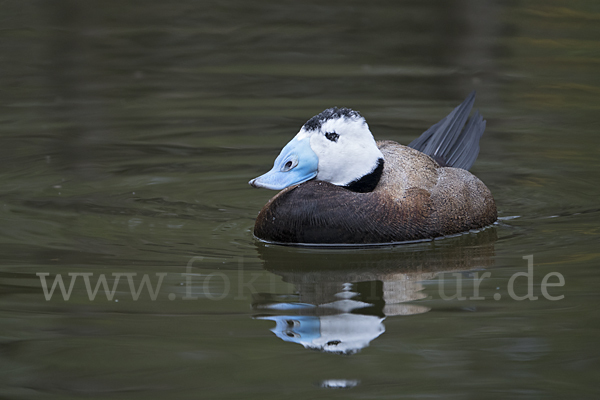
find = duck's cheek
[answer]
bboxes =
[309,138,341,180]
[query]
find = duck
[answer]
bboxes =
[249,91,497,245]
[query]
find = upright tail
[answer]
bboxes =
[408,91,486,171]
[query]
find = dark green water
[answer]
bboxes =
[1,1,599,399]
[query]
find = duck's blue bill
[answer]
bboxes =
[249,137,319,190]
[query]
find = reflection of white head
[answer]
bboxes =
[307,314,385,354]
[249,108,384,190]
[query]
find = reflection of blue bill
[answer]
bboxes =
[256,315,321,344]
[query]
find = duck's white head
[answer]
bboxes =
[249,108,384,192]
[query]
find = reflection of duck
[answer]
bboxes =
[250,92,496,245]
[258,314,384,355]
[254,230,496,354]
[254,271,435,354]
[256,289,387,355]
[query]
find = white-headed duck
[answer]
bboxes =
[249,92,497,245]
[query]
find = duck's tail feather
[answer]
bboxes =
[408,91,486,171]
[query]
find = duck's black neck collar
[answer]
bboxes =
[344,158,384,193]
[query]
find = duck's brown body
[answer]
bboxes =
[254,141,497,245]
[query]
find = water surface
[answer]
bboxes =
[1,1,599,399]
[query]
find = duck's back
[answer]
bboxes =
[253,141,496,245]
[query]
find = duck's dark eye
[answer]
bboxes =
[325,131,339,142]
[281,158,298,172]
